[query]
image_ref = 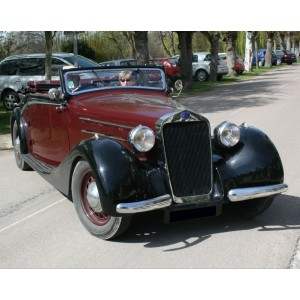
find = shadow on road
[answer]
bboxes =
[179,67,299,114]
[116,194,300,251]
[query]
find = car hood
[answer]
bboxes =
[71,91,185,130]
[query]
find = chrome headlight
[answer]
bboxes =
[129,125,155,152]
[214,121,240,147]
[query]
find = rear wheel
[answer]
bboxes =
[2,90,20,110]
[12,121,31,171]
[195,69,208,82]
[72,160,132,240]
[233,196,275,219]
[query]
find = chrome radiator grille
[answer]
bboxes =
[162,121,212,198]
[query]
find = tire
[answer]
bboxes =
[277,59,282,65]
[2,90,20,110]
[195,69,208,82]
[233,196,275,219]
[217,75,223,81]
[258,60,264,67]
[72,160,132,240]
[12,121,31,171]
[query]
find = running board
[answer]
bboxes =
[23,153,55,174]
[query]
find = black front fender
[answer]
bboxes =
[69,138,169,216]
[214,126,284,200]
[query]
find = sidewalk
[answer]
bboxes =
[0,133,13,150]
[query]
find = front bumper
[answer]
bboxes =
[116,183,288,214]
[228,183,288,202]
[116,194,172,213]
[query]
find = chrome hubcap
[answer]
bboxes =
[86,182,102,212]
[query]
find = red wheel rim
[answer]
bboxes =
[81,172,111,226]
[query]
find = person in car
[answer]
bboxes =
[119,71,135,86]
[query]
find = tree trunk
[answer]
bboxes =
[134,31,149,65]
[224,32,237,77]
[45,31,54,80]
[265,32,275,68]
[210,34,219,82]
[202,32,220,82]
[176,31,194,89]
[244,31,253,72]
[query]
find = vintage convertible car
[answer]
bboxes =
[11,66,288,240]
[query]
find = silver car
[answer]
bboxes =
[192,52,228,82]
[0,53,99,110]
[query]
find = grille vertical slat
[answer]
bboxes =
[163,121,212,198]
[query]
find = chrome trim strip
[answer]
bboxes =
[82,130,127,141]
[80,117,135,130]
[116,194,172,213]
[228,183,288,202]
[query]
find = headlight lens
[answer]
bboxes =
[129,125,155,152]
[214,121,240,147]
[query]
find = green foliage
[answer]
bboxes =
[61,38,96,60]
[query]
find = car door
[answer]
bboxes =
[24,94,70,166]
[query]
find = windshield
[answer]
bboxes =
[63,67,166,95]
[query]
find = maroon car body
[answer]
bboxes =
[11,66,287,240]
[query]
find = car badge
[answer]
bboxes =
[181,111,190,120]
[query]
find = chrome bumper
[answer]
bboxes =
[116,194,172,214]
[228,183,288,202]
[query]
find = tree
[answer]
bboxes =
[223,31,238,77]
[61,39,96,60]
[176,31,194,88]
[265,31,275,67]
[45,31,56,80]
[133,31,149,64]
[202,31,221,82]
[244,31,255,72]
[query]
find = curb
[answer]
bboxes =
[0,134,13,151]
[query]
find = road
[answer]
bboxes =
[0,65,300,272]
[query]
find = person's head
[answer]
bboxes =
[119,71,133,86]
[67,73,80,90]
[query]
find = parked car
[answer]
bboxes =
[274,50,297,65]
[11,66,288,240]
[252,49,278,67]
[192,52,229,81]
[218,52,245,74]
[149,57,180,85]
[0,53,99,110]
[98,59,137,67]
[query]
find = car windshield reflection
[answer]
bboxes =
[63,67,166,94]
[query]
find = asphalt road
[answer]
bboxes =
[0,65,300,273]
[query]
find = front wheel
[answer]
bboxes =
[72,160,132,240]
[233,196,275,219]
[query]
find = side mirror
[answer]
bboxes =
[48,88,62,101]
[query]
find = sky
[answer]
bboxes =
[1,0,299,31]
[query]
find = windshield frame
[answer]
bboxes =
[61,66,167,96]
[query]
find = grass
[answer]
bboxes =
[183,63,291,93]
[0,102,11,135]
